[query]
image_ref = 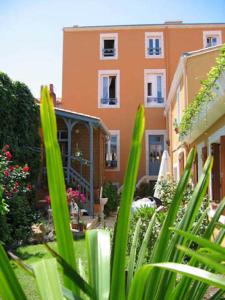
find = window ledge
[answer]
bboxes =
[99,105,120,109]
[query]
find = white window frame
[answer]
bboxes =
[98,70,120,108]
[144,69,166,108]
[105,130,120,172]
[203,31,222,48]
[145,32,164,59]
[100,33,118,60]
[145,130,167,180]
[197,142,205,179]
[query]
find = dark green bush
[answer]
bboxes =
[0,72,40,182]
[102,182,118,216]
[3,196,39,247]
[134,181,156,199]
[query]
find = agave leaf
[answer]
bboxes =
[136,212,156,272]
[44,243,93,298]
[86,229,110,300]
[40,87,78,294]
[161,156,213,300]
[61,286,82,300]
[177,245,225,274]
[144,148,196,299]
[172,229,225,256]
[110,105,145,300]
[7,251,34,278]
[204,198,225,239]
[32,258,63,300]
[0,244,27,300]
[126,218,141,295]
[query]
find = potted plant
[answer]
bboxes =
[173,118,179,134]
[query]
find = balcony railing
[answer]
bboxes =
[101,98,117,105]
[102,48,116,57]
[148,47,161,56]
[147,96,164,104]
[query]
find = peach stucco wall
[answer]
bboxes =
[62,24,225,184]
[169,47,223,171]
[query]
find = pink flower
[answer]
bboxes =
[45,195,51,205]
[80,193,86,203]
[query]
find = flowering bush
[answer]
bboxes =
[45,187,86,207]
[0,145,32,201]
[0,145,37,246]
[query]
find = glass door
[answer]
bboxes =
[149,135,164,176]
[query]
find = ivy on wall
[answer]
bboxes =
[179,44,225,139]
[0,72,40,182]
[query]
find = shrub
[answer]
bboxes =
[134,180,156,199]
[0,72,40,182]
[0,145,38,246]
[128,207,165,263]
[102,182,118,216]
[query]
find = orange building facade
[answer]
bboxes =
[61,22,225,186]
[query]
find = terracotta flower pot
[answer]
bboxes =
[94,203,101,214]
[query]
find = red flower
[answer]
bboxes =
[9,166,14,172]
[15,165,19,169]
[27,184,32,191]
[15,181,19,187]
[5,151,12,160]
[23,166,30,172]
[4,170,9,177]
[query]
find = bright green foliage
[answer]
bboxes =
[0,87,225,300]
[179,44,225,139]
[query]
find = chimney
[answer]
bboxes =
[49,84,57,106]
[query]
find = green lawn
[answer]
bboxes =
[11,240,87,300]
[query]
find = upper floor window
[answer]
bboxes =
[105,130,120,171]
[203,31,222,48]
[100,33,118,60]
[145,32,164,58]
[144,69,166,107]
[98,70,120,108]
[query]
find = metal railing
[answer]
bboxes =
[101,97,117,105]
[147,96,164,104]
[102,48,116,57]
[148,47,161,55]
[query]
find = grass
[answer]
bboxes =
[11,240,87,300]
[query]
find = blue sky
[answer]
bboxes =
[0,0,224,97]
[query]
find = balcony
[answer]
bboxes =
[147,96,164,105]
[180,71,225,144]
[102,48,116,57]
[101,98,117,106]
[148,47,161,56]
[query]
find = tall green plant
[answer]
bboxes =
[0,87,225,300]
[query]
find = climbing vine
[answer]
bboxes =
[179,44,225,139]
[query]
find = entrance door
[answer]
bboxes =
[148,135,164,176]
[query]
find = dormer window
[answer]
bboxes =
[100,33,118,60]
[203,31,222,48]
[145,32,164,58]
